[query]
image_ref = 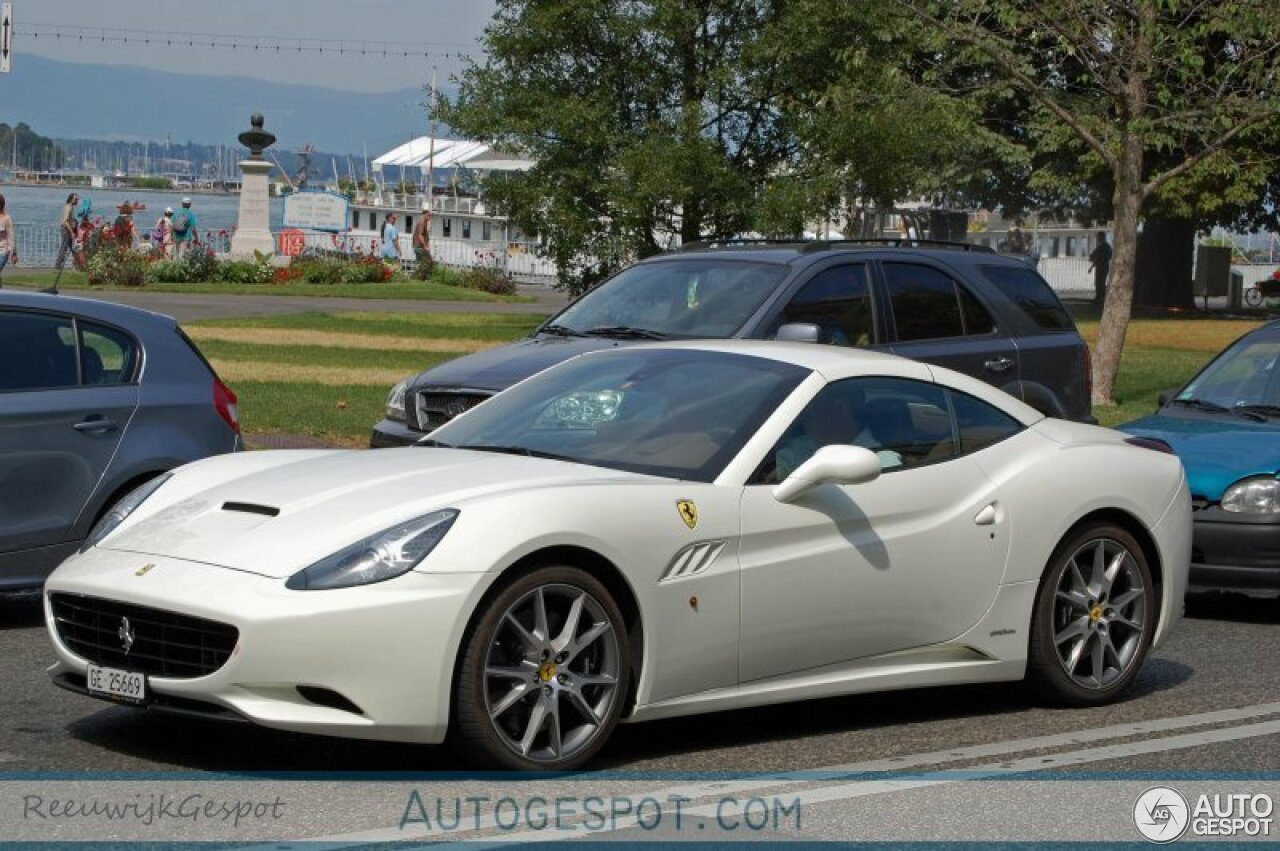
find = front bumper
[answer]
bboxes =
[1190,508,1280,597]
[44,548,491,743]
[370,417,424,448]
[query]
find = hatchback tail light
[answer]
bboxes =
[1125,436,1175,454]
[213,377,241,434]
[1083,341,1093,401]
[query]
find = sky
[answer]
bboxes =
[7,0,497,93]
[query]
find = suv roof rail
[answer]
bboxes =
[798,238,996,254]
[676,237,996,254]
[678,238,808,252]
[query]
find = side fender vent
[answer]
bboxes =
[660,540,727,583]
[221,502,280,517]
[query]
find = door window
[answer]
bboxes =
[777,264,873,346]
[0,312,78,391]
[754,376,957,483]
[884,263,996,340]
[79,321,139,385]
[949,390,1023,454]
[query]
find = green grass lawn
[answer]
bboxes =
[1,269,533,302]
[173,305,1259,445]
[183,311,548,445]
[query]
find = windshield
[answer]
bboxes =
[1173,334,1280,413]
[428,348,808,482]
[547,259,789,339]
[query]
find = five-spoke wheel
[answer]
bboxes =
[454,566,629,769]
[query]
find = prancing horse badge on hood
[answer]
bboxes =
[676,499,698,529]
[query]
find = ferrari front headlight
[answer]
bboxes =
[285,509,458,590]
[80,473,173,552]
[1221,477,1280,514]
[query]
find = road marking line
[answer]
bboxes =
[284,700,1280,847]
[425,717,1280,848]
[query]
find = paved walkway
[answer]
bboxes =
[17,284,569,322]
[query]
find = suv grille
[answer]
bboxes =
[414,390,492,430]
[49,593,238,679]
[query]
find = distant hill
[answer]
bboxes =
[3,54,449,155]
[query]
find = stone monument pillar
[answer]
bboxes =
[229,114,278,258]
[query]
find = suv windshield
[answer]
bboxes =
[547,259,788,339]
[428,348,807,481]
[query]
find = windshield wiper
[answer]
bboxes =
[583,325,667,340]
[1231,404,1280,421]
[460,444,582,463]
[415,438,455,448]
[539,323,586,338]
[1169,398,1231,414]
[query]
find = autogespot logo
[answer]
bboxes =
[1134,786,1191,843]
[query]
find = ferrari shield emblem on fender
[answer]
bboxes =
[135,563,155,577]
[676,499,698,529]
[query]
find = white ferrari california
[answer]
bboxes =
[44,341,1191,769]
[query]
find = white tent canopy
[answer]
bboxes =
[371,138,533,172]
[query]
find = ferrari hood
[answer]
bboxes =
[101,448,654,577]
[413,335,628,390]
[1119,412,1280,500]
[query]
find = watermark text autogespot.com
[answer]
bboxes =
[400,791,802,835]
[22,793,287,829]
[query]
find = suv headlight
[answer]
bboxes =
[80,473,173,552]
[286,509,458,590]
[386,379,411,422]
[1221,477,1280,514]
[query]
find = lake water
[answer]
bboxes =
[0,183,285,233]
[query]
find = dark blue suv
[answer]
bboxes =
[371,240,1092,446]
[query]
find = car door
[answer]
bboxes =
[0,310,140,555]
[880,261,1022,396]
[736,376,1010,682]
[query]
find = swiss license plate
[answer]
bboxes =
[86,664,147,704]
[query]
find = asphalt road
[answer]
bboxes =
[1,591,1277,843]
[1,591,1276,775]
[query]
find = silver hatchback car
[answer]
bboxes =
[0,292,241,589]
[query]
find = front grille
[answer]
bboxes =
[414,390,492,430]
[50,593,238,679]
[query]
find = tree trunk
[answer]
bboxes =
[1092,139,1145,406]
[1135,216,1196,310]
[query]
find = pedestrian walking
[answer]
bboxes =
[1088,231,1112,305]
[153,208,173,258]
[380,213,402,264]
[171,197,199,259]
[0,193,15,288]
[412,202,433,278]
[112,203,137,248]
[53,192,79,289]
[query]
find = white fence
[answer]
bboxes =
[314,230,559,284]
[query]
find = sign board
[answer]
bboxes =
[282,190,350,233]
[1,4,12,74]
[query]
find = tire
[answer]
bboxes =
[1026,522,1155,706]
[452,566,631,770]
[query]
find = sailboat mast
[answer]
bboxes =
[425,66,437,214]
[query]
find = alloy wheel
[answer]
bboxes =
[482,583,621,763]
[1050,537,1148,689]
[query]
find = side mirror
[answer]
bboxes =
[1156,387,1180,409]
[775,322,820,344]
[774,445,882,503]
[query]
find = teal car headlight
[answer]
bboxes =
[80,473,173,553]
[286,509,458,590]
[1221,477,1280,514]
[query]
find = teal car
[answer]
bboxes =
[1119,320,1280,597]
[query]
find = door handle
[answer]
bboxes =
[73,416,118,433]
[984,357,1014,373]
[974,503,999,526]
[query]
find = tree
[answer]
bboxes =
[901,1,1280,405]
[445,0,910,293]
